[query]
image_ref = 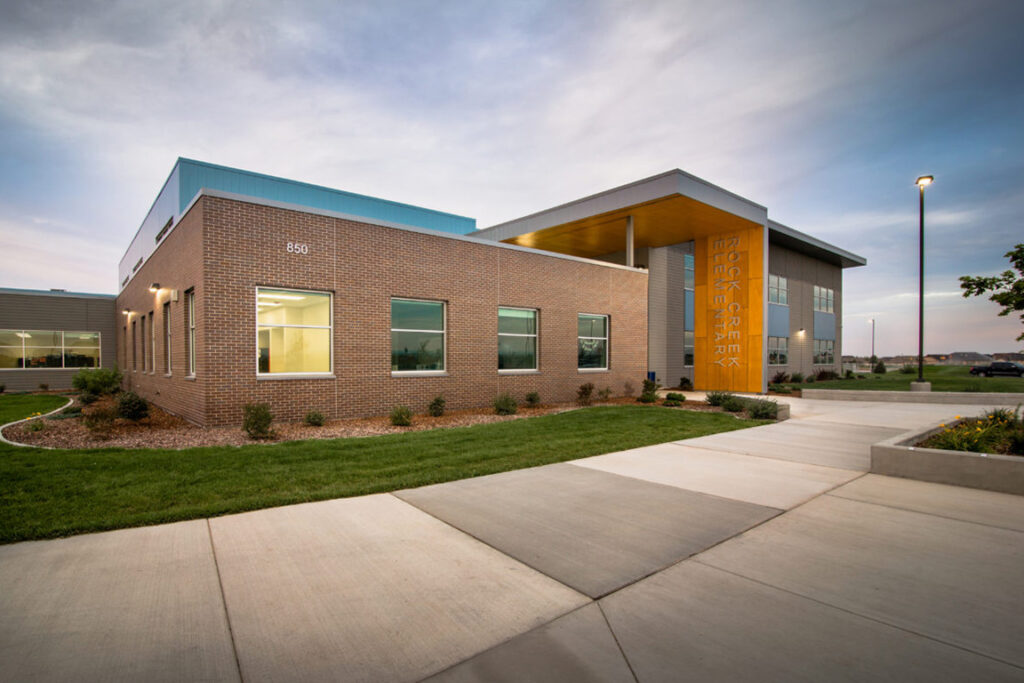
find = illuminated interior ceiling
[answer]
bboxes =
[500,194,761,258]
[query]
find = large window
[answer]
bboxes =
[148,311,155,373]
[186,290,196,376]
[813,286,834,313]
[578,314,609,370]
[163,302,172,374]
[257,288,332,375]
[769,274,788,305]
[498,307,538,371]
[140,315,146,372]
[391,298,445,373]
[768,336,788,366]
[684,253,695,290]
[814,339,834,365]
[131,321,137,371]
[684,330,695,367]
[0,330,101,369]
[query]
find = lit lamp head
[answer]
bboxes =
[915,175,934,188]
[149,282,160,292]
[122,308,130,316]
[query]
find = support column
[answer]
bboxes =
[626,216,635,267]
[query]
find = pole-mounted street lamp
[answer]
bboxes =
[869,318,875,360]
[915,175,933,387]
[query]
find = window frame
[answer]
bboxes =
[148,311,155,373]
[684,330,695,367]
[390,297,447,376]
[0,330,101,370]
[768,336,789,366]
[813,339,835,365]
[497,306,539,373]
[255,286,334,379]
[132,320,137,372]
[577,312,610,372]
[163,302,172,375]
[814,285,835,313]
[185,289,196,377]
[768,274,789,305]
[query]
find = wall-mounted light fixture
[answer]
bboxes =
[797,328,805,335]
[149,283,160,292]
[122,309,131,316]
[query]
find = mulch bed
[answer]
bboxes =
[4,394,728,450]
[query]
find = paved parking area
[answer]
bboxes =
[2,397,1022,681]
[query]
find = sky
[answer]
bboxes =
[1,0,1022,356]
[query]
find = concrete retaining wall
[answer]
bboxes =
[871,422,1024,495]
[803,389,1024,405]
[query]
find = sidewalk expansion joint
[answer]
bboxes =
[206,519,245,683]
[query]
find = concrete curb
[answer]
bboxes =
[870,418,1024,495]
[0,396,75,449]
[803,389,1024,405]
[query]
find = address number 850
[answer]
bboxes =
[287,242,309,254]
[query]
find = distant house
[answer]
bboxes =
[948,352,993,366]
[992,352,1024,362]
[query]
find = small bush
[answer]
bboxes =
[27,420,46,432]
[525,391,541,407]
[638,392,659,404]
[873,360,887,374]
[769,384,792,394]
[746,399,779,419]
[304,411,325,427]
[577,382,595,406]
[805,375,816,383]
[845,369,854,379]
[72,367,123,395]
[721,395,747,412]
[38,383,49,392]
[83,406,116,437]
[78,391,99,405]
[243,402,274,439]
[642,378,660,395]
[662,399,682,407]
[389,405,413,426]
[428,395,446,417]
[815,369,838,381]
[790,372,804,384]
[597,386,613,401]
[58,404,82,417]
[678,377,693,390]
[899,363,917,375]
[705,390,731,407]
[493,393,518,415]
[116,391,149,421]
[0,383,5,393]
[622,381,636,398]
[771,371,790,384]
[665,392,686,401]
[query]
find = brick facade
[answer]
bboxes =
[117,195,648,427]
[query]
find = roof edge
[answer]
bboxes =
[767,219,867,268]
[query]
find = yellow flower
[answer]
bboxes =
[955,415,961,419]
[939,423,945,427]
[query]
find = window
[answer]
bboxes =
[684,253,695,290]
[684,253,695,367]
[140,315,146,372]
[684,330,694,367]
[391,298,445,373]
[163,302,172,374]
[186,290,196,376]
[132,321,137,371]
[768,274,788,305]
[768,336,788,365]
[0,330,102,369]
[148,311,155,373]
[578,314,609,370]
[257,288,332,375]
[498,307,538,371]
[814,339,835,365]
[813,286,834,313]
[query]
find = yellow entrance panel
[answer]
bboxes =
[693,226,764,393]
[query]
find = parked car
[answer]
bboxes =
[969,362,1024,377]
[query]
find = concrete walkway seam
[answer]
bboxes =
[205,518,245,683]
[824,490,1024,535]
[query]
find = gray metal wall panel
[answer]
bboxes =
[0,292,118,391]
[768,304,790,338]
[813,311,836,341]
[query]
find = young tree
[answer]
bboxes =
[960,243,1024,342]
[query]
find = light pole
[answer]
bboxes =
[915,175,933,386]
[869,318,875,361]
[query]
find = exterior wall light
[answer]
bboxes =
[149,283,160,292]
[122,309,130,316]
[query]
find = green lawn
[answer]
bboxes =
[0,403,766,543]
[783,365,1024,393]
[0,393,69,425]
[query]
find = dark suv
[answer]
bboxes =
[969,362,1024,377]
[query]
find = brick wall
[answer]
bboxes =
[121,195,648,426]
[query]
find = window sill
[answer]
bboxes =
[391,371,449,377]
[257,373,336,380]
[499,369,540,375]
[184,375,196,381]
[164,373,172,378]
[578,368,609,373]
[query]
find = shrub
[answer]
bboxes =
[845,369,854,379]
[642,378,660,394]
[662,399,682,407]
[597,386,613,401]
[815,369,838,381]
[771,371,790,384]
[746,399,779,420]
[805,375,816,383]
[78,391,99,405]
[493,393,518,415]
[638,392,659,404]
[899,363,916,375]
[57,404,82,418]
[721,395,747,412]
[0,383,5,393]
[790,372,804,384]
[38,383,49,392]
[577,382,595,406]
[243,403,275,439]
[83,406,116,437]
[769,384,792,394]
[389,405,413,426]
[27,420,46,432]
[622,381,636,398]
[678,377,693,390]
[705,390,731,406]
[665,392,686,401]
[428,395,446,417]
[525,391,541,407]
[116,391,149,421]
[72,367,123,395]
[304,411,325,427]
[873,360,887,374]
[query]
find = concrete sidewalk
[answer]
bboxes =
[2,398,1023,681]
